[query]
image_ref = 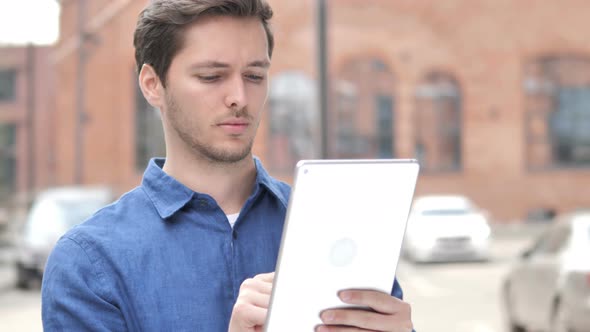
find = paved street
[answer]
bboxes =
[0,289,41,331]
[0,225,541,332]
[397,230,537,332]
[398,259,510,332]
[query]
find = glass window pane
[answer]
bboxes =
[0,124,17,198]
[375,95,394,158]
[525,56,590,169]
[415,72,462,171]
[333,58,396,159]
[0,69,16,102]
[553,87,590,164]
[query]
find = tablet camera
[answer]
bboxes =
[329,237,357,267]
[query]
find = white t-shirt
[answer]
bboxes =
[227,213,240,228]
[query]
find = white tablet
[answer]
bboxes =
[265,159,420,332]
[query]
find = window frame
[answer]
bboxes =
[524,55,590,170]
[414,71,463,173]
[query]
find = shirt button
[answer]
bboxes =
[197,199,208,208]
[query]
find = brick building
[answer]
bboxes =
[50,0,590,221]
[0,45,55,209]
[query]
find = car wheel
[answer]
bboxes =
[506,321,526,332]
[551,301,570,332]
[505,311,526,332]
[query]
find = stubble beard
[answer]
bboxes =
[165,93,255,164]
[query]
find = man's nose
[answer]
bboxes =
[224,76,247,110]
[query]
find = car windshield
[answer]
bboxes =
[421,209,471,216]
[26,199,106,236]
[55,200,105,228]
[24,195,108,247]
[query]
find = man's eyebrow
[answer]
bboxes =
[189,60,270,70]
[247,60,271,69]
[190,61,230,69]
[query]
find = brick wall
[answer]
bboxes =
[0,46,55,201]
[52,0,590,221]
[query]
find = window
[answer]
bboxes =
[333,79,360,156]
[525,55,590,169]
[333,58,396,158]
[134,74,165,171]
[0,69,16,102]
[267,72,318,173]
[376,95,394,158]
[0,124,17,200]
[414,72,462,171]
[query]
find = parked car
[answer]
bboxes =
[403,195,491,263]
[502,211,590,332]
[15,186,113,288]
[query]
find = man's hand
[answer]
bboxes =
[228,272,274,332]
[315,289,413,332]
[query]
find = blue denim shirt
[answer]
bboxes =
[42,158,406,331]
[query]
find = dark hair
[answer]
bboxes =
[134,0,274,87]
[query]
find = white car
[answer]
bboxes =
[502,211,590,332]
[403,195,491,263]
[15,186,113,288]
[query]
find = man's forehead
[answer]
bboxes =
[189,60,271,70]
[175,16,270,66]
[183,15,266,40]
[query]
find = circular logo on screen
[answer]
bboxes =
[329,237,357,267]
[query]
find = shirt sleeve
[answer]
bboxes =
[41,236,127,331]
[391,277,404,300]
[391,278,417,332]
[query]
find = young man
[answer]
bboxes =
[41,1,414,331]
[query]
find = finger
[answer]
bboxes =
[320,306,414,332]
[317,325,412,332]
[237,289,271,308]
[315,325,377,332]
[240,277,273,295]
[232,301,268,327]
[254,272,275,283]
[319,308,387,331]
[243,304,267,324]
[338,290,404,314]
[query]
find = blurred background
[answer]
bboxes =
[1,0,589,331]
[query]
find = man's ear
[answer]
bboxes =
[138,64,165,109]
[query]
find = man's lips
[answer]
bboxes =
[218,121,249,134]
[219,121,249,126]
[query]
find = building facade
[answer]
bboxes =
[0,45,55,209]
[50,0,590,221]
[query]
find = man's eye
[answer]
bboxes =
[246,74,264,82]
[198,75,220,82]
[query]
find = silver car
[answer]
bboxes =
[403,195,492,263]
[502,211,590,332]
[15,186,113,288]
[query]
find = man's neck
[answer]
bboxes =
[162,152,257,215]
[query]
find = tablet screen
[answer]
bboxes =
[265,159,420,331]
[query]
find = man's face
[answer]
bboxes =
[162,16,270,163]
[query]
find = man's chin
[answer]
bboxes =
[200,147,252,164]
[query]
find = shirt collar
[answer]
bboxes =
[253,157,290,207]
[141,157,288,220]
[141,158,195,219]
